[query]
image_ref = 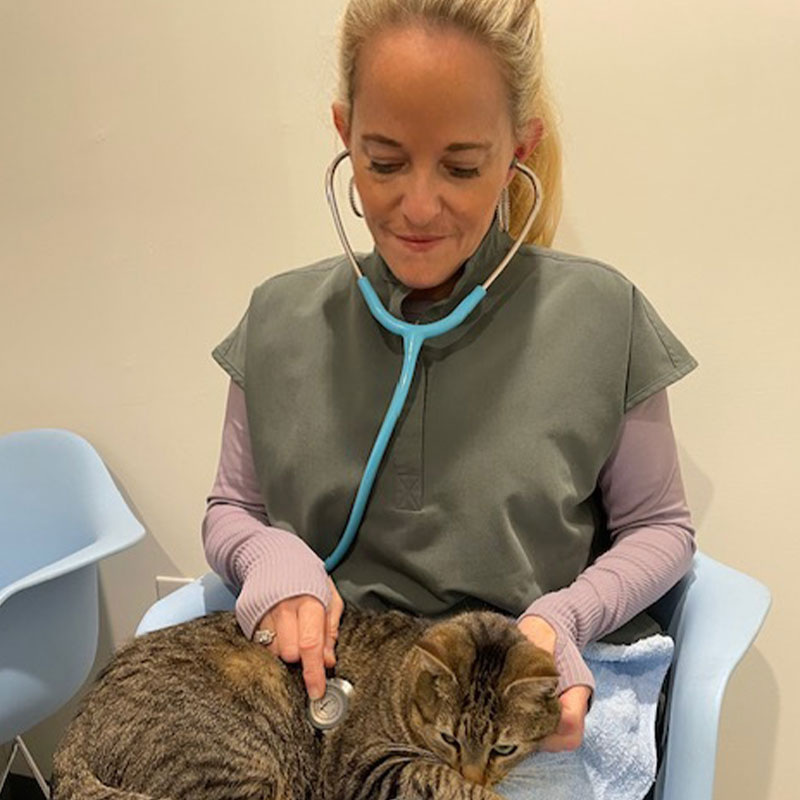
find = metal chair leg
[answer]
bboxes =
[0,740,20,795]
[0,737,51,799]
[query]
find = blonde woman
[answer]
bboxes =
[204,0,696,779]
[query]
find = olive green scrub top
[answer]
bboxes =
[213,221,697,618]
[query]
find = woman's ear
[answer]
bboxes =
[515,116,544,163]
[332,102,351,148]
[505,117,545,184]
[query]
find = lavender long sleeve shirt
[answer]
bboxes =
[203,381,695,693]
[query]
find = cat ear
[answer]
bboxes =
[500,641,559,700]
[411,640,460,722]
[412,640,458,684]
[413,623,474,684]
[502,675,559,708]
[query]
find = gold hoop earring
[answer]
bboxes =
[348,177,364,218]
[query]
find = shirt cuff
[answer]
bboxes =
[519,610,596,695]
[233,531,332,639]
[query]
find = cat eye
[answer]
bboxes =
[491,744,518,757]
[440,732,460,751]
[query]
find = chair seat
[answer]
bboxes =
[136,572,236,636]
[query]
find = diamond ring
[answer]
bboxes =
[254,628,277,646]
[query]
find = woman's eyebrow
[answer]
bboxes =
[362,133,402,147]
[446,141,491,152]
[361,134,491,153]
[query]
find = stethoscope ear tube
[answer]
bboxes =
[322,151,542,572]
[325,150,365,280]
[324,150,543,287]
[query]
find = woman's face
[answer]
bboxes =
[333,25,541,300]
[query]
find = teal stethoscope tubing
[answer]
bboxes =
[322,149,542,571]
[323,278,486,571]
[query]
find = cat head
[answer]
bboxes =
[405,612,560,787]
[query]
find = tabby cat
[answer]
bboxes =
[52,606,560,800]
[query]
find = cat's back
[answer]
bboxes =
[52,612,315,800]
[79,612,304,724]
[334,605,427,686]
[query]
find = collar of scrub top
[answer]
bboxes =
[361,213,513,330]
[322,149,542,572]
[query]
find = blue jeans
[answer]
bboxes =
[494,750,593,799]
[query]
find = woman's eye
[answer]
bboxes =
[491,744,518,757]
[366,162,479,178]
[447,165,480,179]
[368,161,403,175]
[440,732,460,750]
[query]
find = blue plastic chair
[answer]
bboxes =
[0,429,145,798]
[136,551,770,800]
[649,553,770,800]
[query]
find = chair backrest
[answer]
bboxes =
[0,430,103,589]
[0,428,145,743]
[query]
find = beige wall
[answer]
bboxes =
[1,1,796,797]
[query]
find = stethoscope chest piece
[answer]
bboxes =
[307,677,355,731]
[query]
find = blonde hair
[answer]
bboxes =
[337,0,562,247]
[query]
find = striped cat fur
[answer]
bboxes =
[52,606,559,800]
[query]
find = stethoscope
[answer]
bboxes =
[321,149,542,572]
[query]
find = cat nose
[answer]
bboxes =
[460,763,487,786]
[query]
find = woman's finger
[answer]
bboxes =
[256,612,280,657]
[273,602,300,663]
[540,714,582,752]
[539,687,590,752]
[297,599,327,700]
[324,580,344,667]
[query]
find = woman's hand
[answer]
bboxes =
[518,614,591,752]
[256,578,344,700]
[539,686,591,752]
[517,614,557,654]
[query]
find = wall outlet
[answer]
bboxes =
[155,575,195,600]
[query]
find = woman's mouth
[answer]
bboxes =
[394,233,446,252]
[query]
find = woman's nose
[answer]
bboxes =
[400,173,443,228]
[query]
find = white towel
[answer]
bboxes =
[496,635,674,800]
